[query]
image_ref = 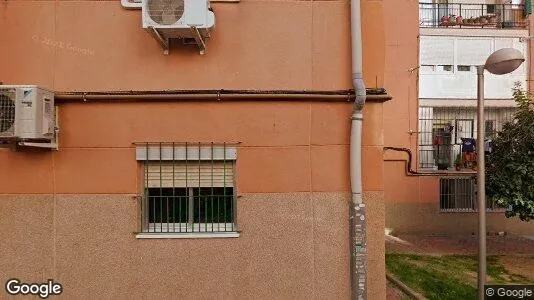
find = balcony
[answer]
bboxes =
[418,106,517,171]
[419,3,528,29]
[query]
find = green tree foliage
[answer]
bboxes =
[487,85,534,221]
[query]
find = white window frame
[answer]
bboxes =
[135,143,239,239]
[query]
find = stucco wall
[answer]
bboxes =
[0,0,384,92]
[0,0,388,297]
[0,102,384,194]
[0,191,384,299]
[0,100,386,299]
[0,193,350,299]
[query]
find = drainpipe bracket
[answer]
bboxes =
[352,73,366,111]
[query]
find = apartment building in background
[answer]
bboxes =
[385,0,534,235]
[0,0,405,298]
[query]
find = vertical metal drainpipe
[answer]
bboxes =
[350,0,367,299]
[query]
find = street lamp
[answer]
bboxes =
[477,48,524,300]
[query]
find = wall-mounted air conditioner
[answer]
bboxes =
[142,0,215,55]
[0,85,58,149]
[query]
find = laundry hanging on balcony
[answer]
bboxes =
[525,0,532,15]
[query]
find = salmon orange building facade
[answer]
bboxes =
[0,0,398,298]
[384,0,534,236]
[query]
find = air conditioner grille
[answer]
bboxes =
[0,93,15,134]
[147,0,185,25]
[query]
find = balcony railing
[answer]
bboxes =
[418,106,517,171]
[419,3,528,29]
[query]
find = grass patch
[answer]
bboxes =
[386,254,532,300]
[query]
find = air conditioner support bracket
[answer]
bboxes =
[190,27,207,55]
[18,141,58,150]
[146,27,170,55]
[0,105,59,151]
[17,126,59,151]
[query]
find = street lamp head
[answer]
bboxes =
[484,48,525,75]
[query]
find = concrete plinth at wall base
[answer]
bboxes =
[0,192,387,298]
[386,272,428,300]
[386,203,534,236]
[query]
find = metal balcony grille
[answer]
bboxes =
[136,142,237,233]
[419,3,528,29]
[418,106,516,170]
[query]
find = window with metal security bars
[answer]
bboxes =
[418,107,517,170]
[136,142,237,235]
[439,177,506,212]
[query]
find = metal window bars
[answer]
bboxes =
[439,176,507,212]
[136,142,238,233]
[418,106,516,170]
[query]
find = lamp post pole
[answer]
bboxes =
[476,65,487,300]
[475,48,523,299]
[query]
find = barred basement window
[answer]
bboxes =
[439,177,506,212]
[135,142,237,236]
[440,177,476,212]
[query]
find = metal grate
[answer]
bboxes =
[0,92,15,135]
[439,177,506,212]
[147,0,185,25]
[138,142,237,233]
[418,106,516,170]
[419,2,528,29]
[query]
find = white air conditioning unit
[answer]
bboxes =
[142,0,215,55]
[0,85,55,141]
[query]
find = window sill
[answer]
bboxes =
[136,232,240,239]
